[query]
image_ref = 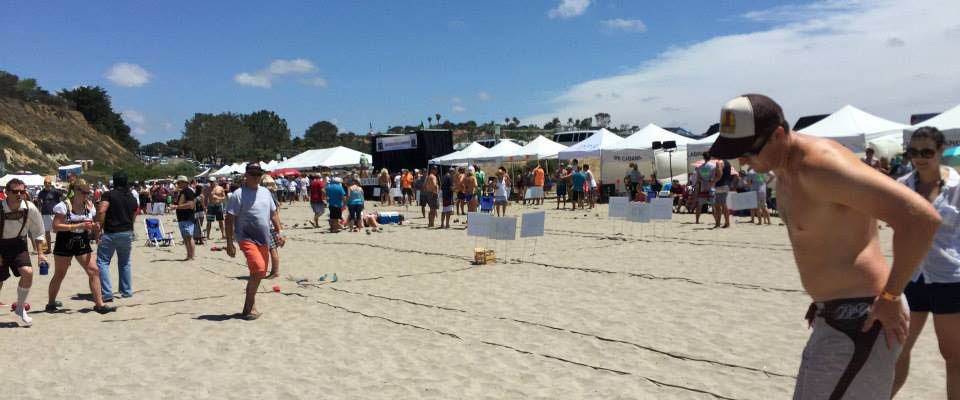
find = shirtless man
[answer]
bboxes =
[463,167,478,213]
[205,180,227,239]
[422,166,439,227]
[709,94,941,399]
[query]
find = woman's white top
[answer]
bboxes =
[53,201,96,234]
[898,167,960,283]
[495,178,509,197]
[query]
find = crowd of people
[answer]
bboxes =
[2,94,958,399]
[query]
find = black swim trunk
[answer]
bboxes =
[425,192,439,210]
[53,231,93,257]
[329,206,343,220]
[206,203,225,222]
[905,275,960,314]
[571,190,583,202]
[795,297,901,400]
[0,238,30,282]
[402,188,413,196]
[457,192,465,201]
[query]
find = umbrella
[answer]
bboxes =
[269,168,301,178]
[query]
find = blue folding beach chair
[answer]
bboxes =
[480,195,494,213]
[144,218,174,247]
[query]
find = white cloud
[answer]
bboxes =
[122,110,147,135]
[452,105,467,113]
[478,91,491,101]
[235,58,324,89]
[301,77,328,87]
[451,97,462,104]
[234,72,272,88]
[602,18,647,33]
[548,0,590,19]
[526,0,960,133]
[163,122,175,131]
[105,63,151,87]
[268,58,317,74]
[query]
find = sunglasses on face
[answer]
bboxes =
[5,189,27,195]
[906,147,937,159]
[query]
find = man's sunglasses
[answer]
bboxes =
[5,189,27,195]
[906,147,937,159]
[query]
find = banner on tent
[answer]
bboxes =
[728,191,759,211]
[376,134,418,152]
[520,212,545,238]
[373,187,381,197]
[361,178,378,186]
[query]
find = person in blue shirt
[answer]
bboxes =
[325,177,346,233]
[570,167,586,210]
[346,179,365,232]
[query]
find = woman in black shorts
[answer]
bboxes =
[47,181,115,313]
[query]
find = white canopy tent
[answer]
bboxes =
[277,146,372,170]
[261,160,281,171]
[194,168,211,178]
[603,124,699,186]
[0,173,45,187]
[510,135,568,161]
[472,140,523,162]
[686,133,720,167]
[799,105,907,157]
[904,104,960,148]
[430,142,488,165]
[210,162,246,177]
[557,128,624,160]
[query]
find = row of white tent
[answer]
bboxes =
[207,146,373,177]
[430,103,960,191]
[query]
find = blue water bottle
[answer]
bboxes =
[39,260,49,275]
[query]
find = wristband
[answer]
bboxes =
[879,291,900,302]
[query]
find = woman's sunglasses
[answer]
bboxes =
[906,147,937,159]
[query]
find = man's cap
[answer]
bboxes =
[175,175,189,183]
[333,177,342,183]
[708,94,786,159]
[245,163,264,175]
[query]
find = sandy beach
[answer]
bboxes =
[0,202,947,399]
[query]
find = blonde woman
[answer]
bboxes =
[47,180,115,314]
[378,168,391,206]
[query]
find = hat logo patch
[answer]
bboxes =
[720,110,736,134]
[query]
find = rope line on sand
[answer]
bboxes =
[320,285,796,379]
[303,240,803,294]
[310,295,741,400]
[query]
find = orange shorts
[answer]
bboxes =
[239,240,269,277]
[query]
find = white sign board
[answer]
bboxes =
[390,188,402,198]
[376,134,418,152]
[520,211,545,238]
[372,187,381,197]
[650,198,674,220]
[491,216,518,241]
[628,202,651,223]
[608,196,629,219]
[467,212,492,237]
[728,191,759,211]
[524,186,544,200]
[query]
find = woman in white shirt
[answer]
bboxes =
[584,164,597,209]
[48,180,115,314]
[494,167,511,217]
[893,127,960,396]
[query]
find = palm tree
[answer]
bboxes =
[512,117,520,126]
[435,113,441,125]
[428,116,433,127]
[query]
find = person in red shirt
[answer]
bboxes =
[309,174,326,228]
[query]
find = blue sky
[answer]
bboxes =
[2,0,958,144]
